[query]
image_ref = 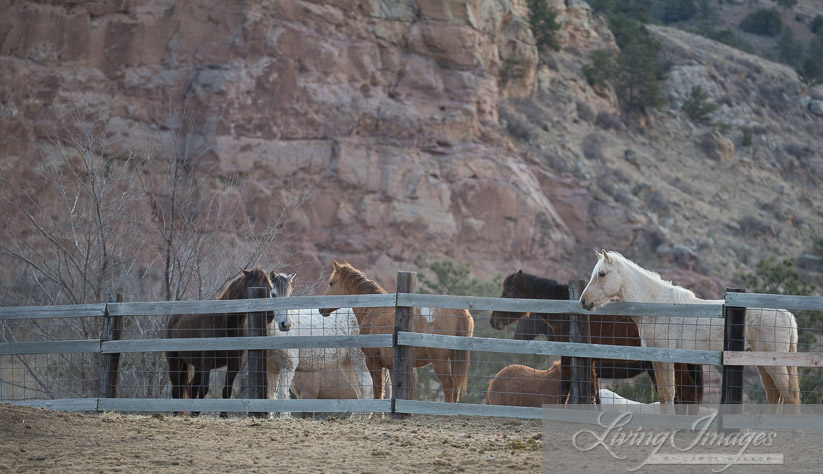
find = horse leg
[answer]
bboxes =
[756,366,779,404]
[276,349,297,419]
[432,356,455,403]
[651,361,676,406]
[221,357,241,418]
[266,350,279,419]
[167,352,188,416]
[350,351,374,420]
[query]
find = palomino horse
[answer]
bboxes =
[489,270,704,404]
[266,272,374,419]
[580,250,800,404]
[486,361,567,407]
[166,268,288,414]
[319,260,474,403]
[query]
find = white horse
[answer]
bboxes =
[266,272,374,419]
[580,250,799,405]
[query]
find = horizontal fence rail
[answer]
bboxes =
[725,292,823,312]
[397,332,723,365]
[106,294,397,317]
[396,293,724,318]
[0,339,103,355]
[0,303,106,320]
[101,334,393,354]
[724,351,823,367]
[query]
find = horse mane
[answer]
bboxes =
[605,251,698,300]
[218,267,267,300]
[336,263,387,295]
[518,272,569,299]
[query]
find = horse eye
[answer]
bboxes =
[598,271,606,278]
[329,281,334,287]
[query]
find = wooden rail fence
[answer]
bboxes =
[1,274,822,424]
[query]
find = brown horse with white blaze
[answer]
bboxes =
[318,260,474,403]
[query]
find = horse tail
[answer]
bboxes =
[450,311,475,400]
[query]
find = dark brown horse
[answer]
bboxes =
[489,270,703,404]
[166,268,274,414]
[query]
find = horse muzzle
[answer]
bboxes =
[279,321,292,332]
[580,299,594,311]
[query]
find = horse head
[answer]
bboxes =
[268,271,295,331]
[318,260,345,317]
[580,250,622,310]
[490,269,530,330]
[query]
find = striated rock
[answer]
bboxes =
[810,100,823,118]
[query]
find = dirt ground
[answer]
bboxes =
[3,404,823,473]
[0,404,543,473]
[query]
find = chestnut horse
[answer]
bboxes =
[166,268,279,413]
[319,261,474,403]
[489,270,704,404]
[486,361,567,407]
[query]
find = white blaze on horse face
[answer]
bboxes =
[275,309,293,332]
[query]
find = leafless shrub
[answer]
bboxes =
[576,101,595,122]
[644,189,671,218]
[737,215,776,238]
[582,132,606,161]
[499,106,537,141]
[595,112,623,130]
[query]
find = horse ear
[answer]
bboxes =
[333,260,341,271]
[242,268,252,278]
[594,250,603,259]
[516,269,524,279]
[287,272,296,282]
[269,270,277,280]
[343,260,350,266]
[602,250,610,263]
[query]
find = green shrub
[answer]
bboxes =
[740,8,783,37]
[583,50,616,88]
[418,260,501,297]
[811,15,823,35]
[692,23,755,53]
[772,0,797,9]
[741,127,753,147]
[776,29,804,67]
[739,256,814,295]
[798,58,823,87]
[681,85,718,125]
[527,0,562,53]
[654,0,697,24]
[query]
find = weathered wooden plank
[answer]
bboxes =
[0,339,102,355]
[0,304,106,320]
[725,292,823,312]
[394,400,543,419]
[98,398,392,413]
[542,407,718,430]
[397,332,722,364]
[101,334,393,354]
[10,399,99,411]
[723,351,823,367]
[568,280,594,405]
[396,294,722,318]
[106,294,397,316]
[393,272,416,418]
[722,414,823,431]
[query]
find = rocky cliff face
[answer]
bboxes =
[1,0,821,297]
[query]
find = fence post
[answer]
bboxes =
[246,286,269,418]
[568,280,595,404]
[99,293,124,403]
[720,288,746,405]
[392,271,416,418]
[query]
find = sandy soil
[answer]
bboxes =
[0,404,543,473]
[3,404,822,473]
